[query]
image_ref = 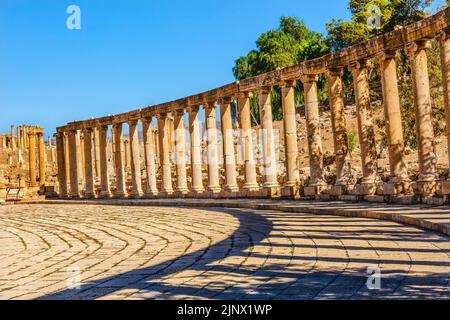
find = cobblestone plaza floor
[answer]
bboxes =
[0,203,450,300]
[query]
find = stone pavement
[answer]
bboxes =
[0,201,450,300]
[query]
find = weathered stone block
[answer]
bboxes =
[339,195,359,202]
[356,183,377,196]
[415,181,437,197]
[304,186,318,197]
[330,185,347,196]
[441,181,450,195]
[364,195,385,203]
[281,186,301,199]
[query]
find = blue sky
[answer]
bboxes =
[0,0,446,136]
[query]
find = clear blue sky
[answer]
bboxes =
[0,0,446,136]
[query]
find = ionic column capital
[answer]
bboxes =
[173,108,185,117]
[438,28,450,42]
[326,68,344,78]
[349,59,372,72]
[237,91,252,100]
[280,80,296,88]
[218,96,233,105]
[299,74,318,84]
[407,39,432,55]
[379,50,400,62]
[259,86,272,94]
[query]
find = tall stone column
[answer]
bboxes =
[143,118,158,197]
[75,131,84,188]
[173,110,189,194]
[189,106,205,193]
[37,132,45,188]
[380,51,409,193]
[281,81,300,187]
[28,130,37,188]
[129,120,143,197]
[258,87,280,195]
[98,125,112,198]
[83,128,96,198]
[10,126,15,151]
[204,102,221,193]
[113,123,127,198]
[238,92,259,191]
[350,60,378,195]
[440,30,450,196]
[409,40,437,196]
[64,132,71,192]
[93,127,101,180]
[301,75,326,195]
[220,98,239,192]
[158,114,174,195]
[327,69,349,191]
[17,126,22,151]
[68,130,80,197]
[56,132,68,197]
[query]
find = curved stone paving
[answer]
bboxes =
[0,204,450,300]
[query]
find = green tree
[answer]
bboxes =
[233,17,329,124]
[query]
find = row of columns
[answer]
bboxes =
[57,31,450,200]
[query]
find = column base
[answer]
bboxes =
[281,186,301,199]
[99,191,113,199]
[114,192,128,199]
[159,191,175,198]
[207,186,222,194]
[262,186,281,198]
[355,183,377,196]
[304,184,328,197]
[382,179,412,196]
[129,192,144,199]
[224,185,239,193]
[412,180,437,197]
[84,193,97,199]
[330,185,347,196]
[242,183,260,192]
[144,192,159,199]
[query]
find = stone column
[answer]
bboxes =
[158,114,174,195]
[301,75,326,195]
[17,126,22,150]
[350,60,378,195]
[37,132,45,188]
[238,92,259,191]
[281,81,300,187]
[75,131,84,188]
[204,102,221,193]
[440,30,450,196]
[189,106,205,193]
[380,51,409,193]
[93,128,101,179]
[68,130,80,197]
[220,98,239,193]
[98,125,112,198]
[113,123,127,198]
[56,132,68,197]
[258,87,280,194]
[327,69,349,191]
[143,118,158,197]
[64,132,71,192]
[28,130,37,187]
[173,110,189,194]
[10,126,15,151]
[409,40,437,196]
[124,139,131,172]
[83,128,96,198]
[129,120,143,197]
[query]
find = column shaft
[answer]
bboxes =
[351,61,378,186]
[380,51,409,182]
[99,126,112,198]
[258,88,279,188]
[301,75,326,188]
[83,128,95,198]
[56,133,68,197]
[113,124,127,197]
[281,82,300,186]
[129,120,143,197]
[238,93,259,190]
[409,41,437,184]
[205,103,221,193]
[93,128,101,179]
[143,119,158,196]
[220,99,239,192]
[174,110,189,194]
[38,133,45,188]
[68,131,80,197]
[440,31,450,170]
[189,106,205,193]
[327,69,348,186]
[158,115,174,194]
